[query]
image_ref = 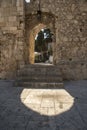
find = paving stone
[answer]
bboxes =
[0,80,87,129]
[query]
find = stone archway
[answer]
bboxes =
[29,23,47,64]
[25,13,56,64]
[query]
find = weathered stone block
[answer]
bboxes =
[8,16,17,22]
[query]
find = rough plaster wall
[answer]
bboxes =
[0,0,25,79]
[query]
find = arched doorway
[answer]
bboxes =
[25,13,56,64]
[29,23,46,64]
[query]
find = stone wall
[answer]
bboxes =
[0,0,87,80]
[25,0,87,80]
[55,0,87,80]
[26,0,87,62]
[0,0,25,79]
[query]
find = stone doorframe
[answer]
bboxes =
[24,12,56,64]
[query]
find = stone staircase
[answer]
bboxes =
[15,64,64,88]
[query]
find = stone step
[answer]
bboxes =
[16,64,64,88]
[19,64,60,70]
[17,76,62,82]
[20,64,54,68]
[17,72,61,77]
[20,66,60,70]
[15,82,64,88]
[18,68,61,75]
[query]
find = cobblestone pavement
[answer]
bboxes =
[0,80,87,130]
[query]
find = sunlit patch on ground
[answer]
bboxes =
[20,89,74,116]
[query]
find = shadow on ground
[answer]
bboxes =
[0,80,87,130]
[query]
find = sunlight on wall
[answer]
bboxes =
[20,89,74,116]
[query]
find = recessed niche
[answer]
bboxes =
[80,28,82,32]
[81,63,84,66]
[69,58,72,61]
[20,20,23,24]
